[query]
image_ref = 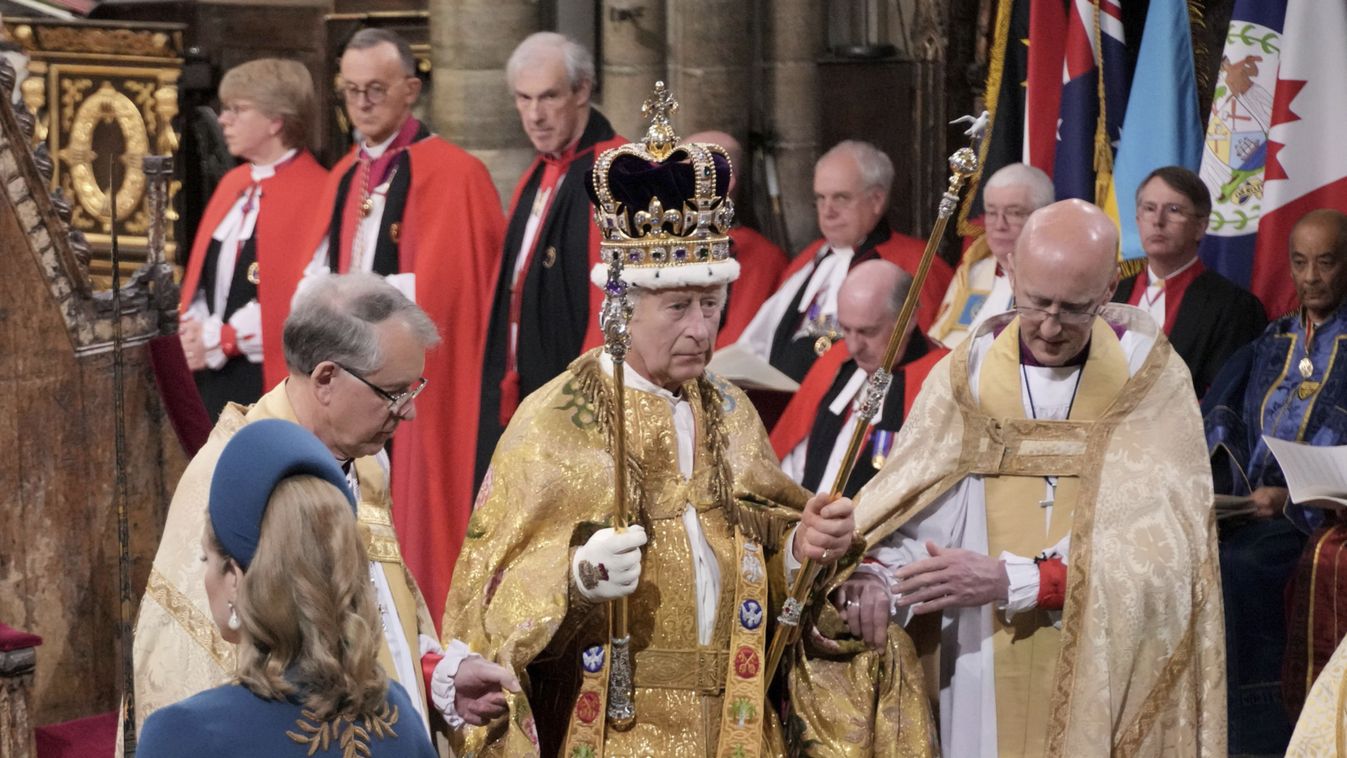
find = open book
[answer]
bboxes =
[1263,436,1347,510]
[706,343,801,393]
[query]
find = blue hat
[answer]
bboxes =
[208,419,356,570]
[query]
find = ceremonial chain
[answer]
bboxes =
[351,161,400,273]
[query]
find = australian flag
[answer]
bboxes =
[1053,0,1129,203]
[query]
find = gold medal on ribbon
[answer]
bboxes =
[814,335,832,356]
[1300,356,1314,379]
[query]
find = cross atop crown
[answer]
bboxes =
[640,81,680,161]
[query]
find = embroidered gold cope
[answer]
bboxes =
[444,349,937,757]
[852,306,1226,756]
[1287,632,1347,756]
[127,384,436,736]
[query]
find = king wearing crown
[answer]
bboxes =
[442,84,935,756]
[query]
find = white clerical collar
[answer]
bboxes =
[249,148,297,182]
[361,129,400,159]
[598,353,686,405]
[1147,255,1199,286]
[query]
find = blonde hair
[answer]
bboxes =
[219,58,315,149]
[224,475,386,720]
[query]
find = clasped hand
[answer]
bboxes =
[893,541,1009,614]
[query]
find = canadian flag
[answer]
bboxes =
[1251,0,1347,317]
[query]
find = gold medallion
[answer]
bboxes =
[1300,356,1314,379]
[359,196,374,217]
[388,222,401,244]
[246,261,260,285]
[1298,381,1322,400]
[543,246,558,269]
[814,335,832,356]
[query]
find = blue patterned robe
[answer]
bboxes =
[1203,301,1347,754]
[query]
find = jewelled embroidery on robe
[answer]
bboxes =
[557,378,599,428]
[286,702,399,757]
[704,370,737,413]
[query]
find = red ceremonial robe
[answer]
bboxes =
[770,338,947,482]
[717,225,789,348]
[782,227,953,334]
[179,151,329,392]
[299,131,505,631]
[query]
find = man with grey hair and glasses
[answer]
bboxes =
[735,139,953,382]
[930,162,1054,348]
[298,27,506,630]
[128,274,517,752]
[1111,165,1265,395]
[476,31,626,491]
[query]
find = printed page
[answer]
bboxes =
[1263,436,1347,509]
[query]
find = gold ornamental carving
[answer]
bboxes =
[59,81,148,230]
[28,26,176,59]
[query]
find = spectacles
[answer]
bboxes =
[1137,201,1200,221]
[984,206,1031,224]
[337,364,427,416]
[339,80,404,105]
[1014,303,1099,326]
[219,101,258,118]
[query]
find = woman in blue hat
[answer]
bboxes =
[137,419,435,757]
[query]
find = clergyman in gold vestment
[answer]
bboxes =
[842,200,1226,756]
[441,109,935,758]
[125,274,516,751]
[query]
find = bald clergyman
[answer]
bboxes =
[827,199,1225,756]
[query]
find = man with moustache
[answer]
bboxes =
[1112,165,1265,395]
[839,200,1224,755]
[298,28,505,627]
[475,31,626,490]
[1204,209,1347,753]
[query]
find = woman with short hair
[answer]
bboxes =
[179,58,329,419]
[137,419,435,757]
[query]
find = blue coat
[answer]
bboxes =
[137,680,435,757]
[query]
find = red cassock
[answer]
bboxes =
[716,226,789,348]
[179,151,329,392]
[301,135,505,631]
[781,229,953,334]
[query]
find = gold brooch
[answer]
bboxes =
[246,261,260,285]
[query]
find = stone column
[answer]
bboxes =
[598,0,666,139]
[664,0,752,140]
[758,0,824,253]
[429,0,540,205]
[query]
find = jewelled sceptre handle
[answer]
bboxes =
[762,113,988,684]
[600,249,637,731]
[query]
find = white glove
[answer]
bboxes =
[571,525,647,602]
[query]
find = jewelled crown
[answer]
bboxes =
[587,81,740,289]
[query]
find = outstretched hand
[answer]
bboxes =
[454,658,520,726]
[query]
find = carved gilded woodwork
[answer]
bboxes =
[3,19,185,285]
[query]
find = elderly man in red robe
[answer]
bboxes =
[297,27,505,630]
